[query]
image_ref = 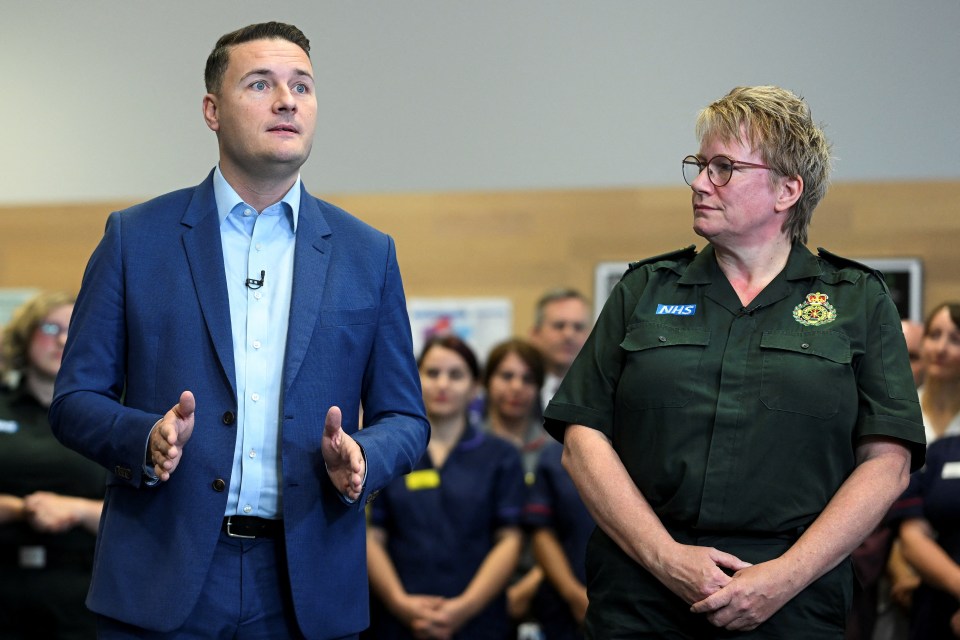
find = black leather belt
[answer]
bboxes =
[222,516,283,539]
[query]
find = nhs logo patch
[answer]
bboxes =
[656,304,697,316]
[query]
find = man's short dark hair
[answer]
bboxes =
[204,22,311,94]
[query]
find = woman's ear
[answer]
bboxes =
[775,174,804,213]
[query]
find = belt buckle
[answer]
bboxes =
[225,516,256,540]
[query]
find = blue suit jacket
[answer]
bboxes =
[50,172,430,638]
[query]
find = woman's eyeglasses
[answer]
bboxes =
[682,154,772,187]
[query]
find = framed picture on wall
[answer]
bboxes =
[855,257,923,322]
[594,262,630,318]
[407,297,513,365]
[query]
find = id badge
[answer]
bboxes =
[941,462,960,479]
[18,546,46,569]
[405,469,441,491]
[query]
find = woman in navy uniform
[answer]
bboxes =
[895,435,960,639]
[525,440,595,639]
[893,302,960,638]
[0,292,106,639]
[481,338,551,631]
[367,335,526,639]
[543,86,925,638]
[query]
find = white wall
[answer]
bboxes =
[3,0,958,204]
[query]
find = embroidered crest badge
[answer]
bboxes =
[793,292,837,326]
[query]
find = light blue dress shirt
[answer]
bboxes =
[214,166,299,519]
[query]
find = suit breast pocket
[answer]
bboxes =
[319,307,377,327]
[618,322,711,409]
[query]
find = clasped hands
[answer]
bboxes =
[658,542,795,631]
[394,593,470,640]
[147,391,364,500]
[15,492,91,533]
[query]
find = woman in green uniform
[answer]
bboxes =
[0,292,106,639]
[543,86,925,639]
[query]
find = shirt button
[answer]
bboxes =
[658,336,667,342]
[251,393,260,402]
[252,340,261,349]
[243,505,252,514]
[212,478,226,492]
[243,209,253,217]
[801,343,810,349]
[249,449,257,459]
[255,243,263,251]
[254,292,262,300]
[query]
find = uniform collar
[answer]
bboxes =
[678,242,821,286]
[679,242,823,315]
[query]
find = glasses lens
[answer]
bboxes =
[708,156,734,187]
[39,322,63,337]
[682,156,703,186]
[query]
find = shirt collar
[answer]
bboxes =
[212,165,300,231]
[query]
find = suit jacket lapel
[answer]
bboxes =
[181,173,237,398]
[285,190,332,393]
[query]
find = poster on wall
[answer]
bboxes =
[407,297,513,364]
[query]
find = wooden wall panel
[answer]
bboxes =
[1,180,957,333]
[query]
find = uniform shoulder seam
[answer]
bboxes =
[623,245,697,278]
[816,247,881,274]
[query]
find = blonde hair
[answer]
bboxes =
[696,86,832,245]
[1,291,76,379]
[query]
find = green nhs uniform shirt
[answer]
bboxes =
[544,242,925,535]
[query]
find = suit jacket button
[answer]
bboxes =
[222,411,235,425]
[212,478,226,492]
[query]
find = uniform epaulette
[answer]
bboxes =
[623,245,697,279]
[816,247,889,291]
[816,248,879,274]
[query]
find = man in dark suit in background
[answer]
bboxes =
[49,21,429,639]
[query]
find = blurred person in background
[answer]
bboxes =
[901,319,925,389]
[482,338,550,633]
[865,319,929,640]
[483,338,548,475]
[524,439,595,639]
[915,304,960,444]
[0,291,105,639]
[529,289,591,410]
[888,303,960,639]
[366,335,525,639]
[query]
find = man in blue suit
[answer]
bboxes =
[49,21,430,639]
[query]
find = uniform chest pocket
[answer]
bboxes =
[759,331,852,419]
[618,322,711,409]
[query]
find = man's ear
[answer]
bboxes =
[202,94,220,133]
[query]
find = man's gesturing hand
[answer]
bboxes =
[148,390,196,482]
[322,406,365,501]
